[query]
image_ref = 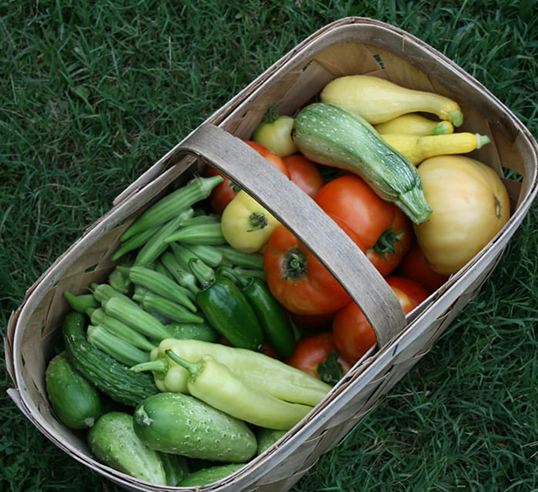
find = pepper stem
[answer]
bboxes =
[130,357,169,374]
[165,350,202,378]
[217,265,251,289]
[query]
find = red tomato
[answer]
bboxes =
[315,175,413,276]
[332,284,415,364]
[398,240,448,291]
[385,276,430,308]
[282,154,324,198]
[245,141,291,178]
[205,141,290,214]
[205,166,237,214]
[286,332,352,382]
[264,216,366,315]
[291,311,336,331]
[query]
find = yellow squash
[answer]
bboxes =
[320,75,463,126]
[374,113,454,136]
[221,190,280,253]
[381,132,491,166]
[413,155,510,275]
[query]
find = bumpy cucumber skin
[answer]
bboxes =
[179,463,245,486]
[45,352,101,430]
[63,312,158,407]
[133,392,257,463]
[88,412,167,485]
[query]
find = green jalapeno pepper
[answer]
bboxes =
[172,242,264,350]
[221,267,296,358]
[166,351,312,430]
[196,276,263,350]
[131,338,331,406]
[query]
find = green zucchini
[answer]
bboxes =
[45,352,101,430]
[178,463,245,486]
[63,311,158,406]
[133,392,257,463]
[292,102,432,224]
[88,412,167,485]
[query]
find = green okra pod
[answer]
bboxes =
[121,176,223,241]
[133,290,204,325]
[111,225,159,262]
[184,244,224,268]
[119,265,197,312]
[215,245,264,270]
[89,308,156,352]
[164,222,226,246]
[160,252,199,295]
[103,296,171,341]
[134,208,195,266]
[87,325,150,366]
[64,292,99,313]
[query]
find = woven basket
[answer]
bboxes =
[5,17,538,492]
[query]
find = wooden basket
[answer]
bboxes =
[5,17,538,492]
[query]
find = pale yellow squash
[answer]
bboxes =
[381,132,491,165]
[413,155,510,275]
[320,75,463,126]
[374,114,454,136]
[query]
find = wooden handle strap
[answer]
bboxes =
[175,124,406,348]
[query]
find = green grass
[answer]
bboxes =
[2,0,538,491]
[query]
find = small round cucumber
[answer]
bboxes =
[133,392,257,463]
[45,352,101,430]
[179,463,245,486]
[88,412,167,485]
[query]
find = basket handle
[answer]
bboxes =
[175,124,406,348]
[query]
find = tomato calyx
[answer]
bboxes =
[282,247,308,282]
[247,212,268,231]
[317,351,345,385]
[371,226,404,259]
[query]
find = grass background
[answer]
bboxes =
[2,0,538,490]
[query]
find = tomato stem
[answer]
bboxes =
[248,212,268,231]
[372,226,403,259]
[283,247,308,281]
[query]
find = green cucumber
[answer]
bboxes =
[292,102,432,224]
[63,312,158,406]
[133,392,257,463]
[256,427,287,455]
[45,352,101,430]
[88,412,167,485]
[167,322,219,343]
[178,463,245,486]
[159,453,190,486]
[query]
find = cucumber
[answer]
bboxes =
[133,392,257,463]
[167,322,219,343]
[88,412,167,485]
[292,102,432,224]
[159,453,190,486]
[179,463,245,486]
[256,427,287,455]
[63,311,158,407]
[45,352,101,430]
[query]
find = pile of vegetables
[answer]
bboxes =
[46,74,511,487]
